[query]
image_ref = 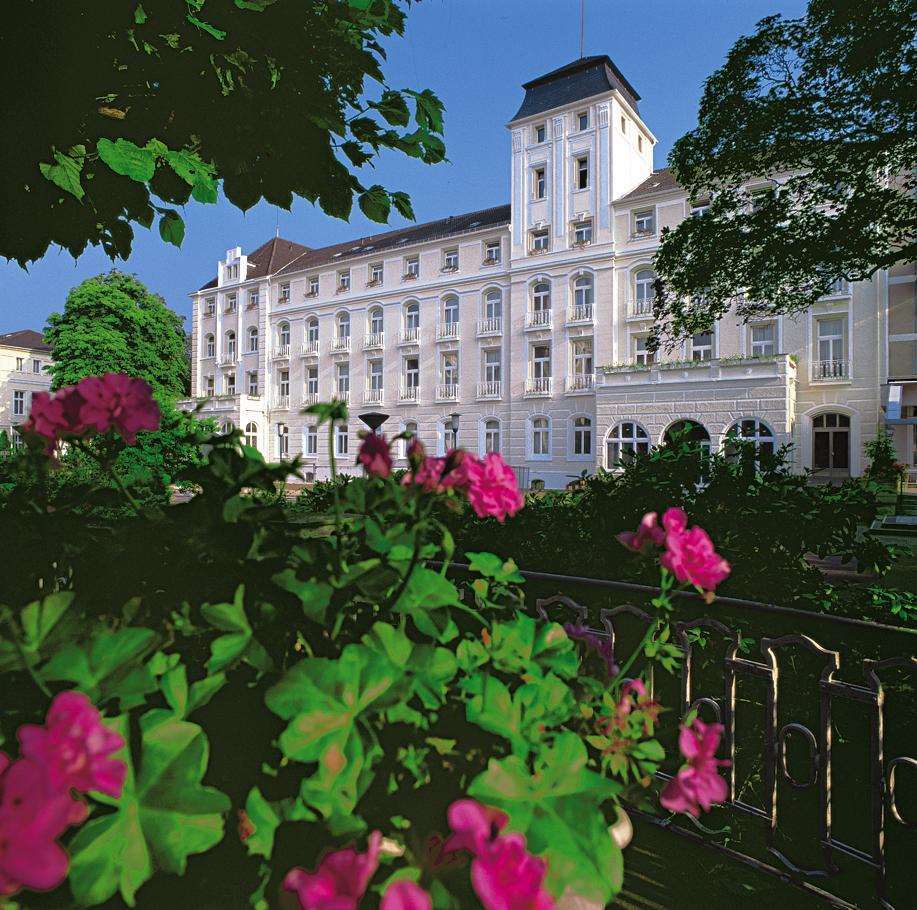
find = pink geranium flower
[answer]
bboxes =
[357,433,393,478]
[471,833,555,910]
[658,507,731,595]
[381,879,432,910]
[465,453,524,523]
[18,691,126,798]
[443,799,509,856]
[616,511,665,553]
[77,373,160,444]
[20,386,87,453]
[283,831,381,910]
[660,719,730,818]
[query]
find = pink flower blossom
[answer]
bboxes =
[20,387,87,453]
[381,879,432,910]
[658,507,731,595]
[0,755,87,896]
[464,453,524,523]
[443,799,508,856]
[616,511,665,553]
[357,433,393,478]
[18,691,126,798]
[660,719,730,818]
[77,374,160,444]
[283,830,381,910]
[471,833,554,910]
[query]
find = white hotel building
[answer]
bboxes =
[184,56,917,487]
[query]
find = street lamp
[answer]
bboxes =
[358,412,389,435]
[448,412,461,450]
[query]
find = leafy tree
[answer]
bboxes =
[2,0,445,266]
[651,0,916,342]
[45,271,188,398]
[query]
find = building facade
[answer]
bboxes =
[0,330,53,441]
[183,56,917,487]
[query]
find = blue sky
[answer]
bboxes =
[0,0,807,334]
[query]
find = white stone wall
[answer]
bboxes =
[0,343,53,437]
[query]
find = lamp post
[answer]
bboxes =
[358,412,389,435]
[448,412,461,450]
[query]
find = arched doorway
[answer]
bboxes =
[812,412,850,482]
[663,419,711,455]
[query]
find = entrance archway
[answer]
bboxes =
[812,413,850,481]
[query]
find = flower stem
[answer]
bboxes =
[2,611,52,699]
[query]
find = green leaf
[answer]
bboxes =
[187,13,226,39]
[243,787,280,858]
[373,90,410,127]
[392,565,460,641]
[391,191,415,221]
[271,569,332,622]
[158,210,185,247]
[68,713,230,907]
[358,185,391,223]
[467,551,524,584]
[20,592,74,653]
[39,147,86,200]
[97,138,156,182]
[164,148,218,204]
[201,585,272,675]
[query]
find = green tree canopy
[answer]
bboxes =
[1,0,445,266]
[652,0,916,344]
[45,271,188,398]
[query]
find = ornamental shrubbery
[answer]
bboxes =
[0,377,732,909]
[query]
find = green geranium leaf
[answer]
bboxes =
[68,713,230,907]
[243,787,280,859]
[271,569,332,622]
[486,613,578,679]
[392,565,460,641]
[467,551,524,584]
[20,591,75,653]
[201,585,272,675]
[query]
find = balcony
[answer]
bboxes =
[223,306,237,315]
[524,377,553,397]
[303,392,320,407]
[566,304,594,325]
[476,381,503,400]
[300,340,320,357]
[812,359,850,381]
[437,323,460,341]
[271,345,291,360]
[566,374,595,394]
[276,395,290,409]
[218,353,236,366]
[482,255,501,267]
[399,328,420,346]
[477,317,503,337]
[335,390,351,405]
[400,384,420,403]
[822,280,852,298]
[246,301,258,311]
[436,384,459,402]
[331,336,351,354]
[363,388,384,405]
[363,332,385,350]
[525,310,552,331]
[626,298,654,319]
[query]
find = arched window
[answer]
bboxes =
[573,274,594,310]
[220,419,234,434]
[248,326,258,352]
[484,419,500,454]
[532,281,551,313]
[484,289,502,320]
[532,416,550,457]
[278,322,290,347]
[277,422,289,458]
[369,306,384,336]
[572,416,592,456]
[724,419,775,463]
[605,421,650,467]
[443,295,459,325]
[664,420,711,455]
[205,334,215,358]
[634,269,656,314]
[337,312,350,339]
[244,422,258,449]
[404,301,420,331]
[226,330,236,359]
[307,317,320,344]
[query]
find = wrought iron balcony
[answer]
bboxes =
[812,359,850,381]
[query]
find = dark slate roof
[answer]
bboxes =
[198,236,311,291]
[273,204,511,277]
[618,168,683,202]
[0,329,51,352]
[511,55,640,122]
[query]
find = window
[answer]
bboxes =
[248,289,259,308]
[573,273,594,311]
[276,423,289,457]
[573,219,592,245]
[404,301,420,332]
[336,362,350,396]
[533,167,546,200]
[572,416,592,456]
[691,330,714,361]
[402,421,418,458]
[484,290,502,320]
[443,248,459,271]
[279,369,290,398]
[634,269,656,315]
[306,365,319,396]
[691,200,710,217]
[441,351,458,387]
[308,276,319,296]
[226,373,236,395]
[484,419,501,454]
[816,317,847,378]
[307,318,319,344]
[227,263,239,280]
[572,338,593,377]
[812,412,851,476]
[248,326,258,353]
[750,322,776,357]
[749,189,771,213]
[638,135,643,153]
[633,335,654,366]
[534,123,546,144]
[369,359,383,391]
[205,297,215,315]
[226,293,237,313]
[443,295,459,325]
[13,390,25,416]
[606,422,650,467]
[664,420,711,456]
[484,239,501,264]
[532,344,551,380]
[247,371,259,396]
[338,270,351,291]
[305,425,318,457]
[15,357,23,371]
[336,424,349,456]
[32,359,41,374]
[369,307,384,336]
[532,417,550,457]
[278,322,290,348]
[633,210,655,235]
[724,419,775,463]
[484,348,501,383]
[531,228,549,252]
[244,422,258,449]
[370,262,384,285]
[575,156,589,190]
[533,281,551,315]
[620,115,627,133]
[279,282,291,303]
[403,356,420,390]
[226,331,237,359]
[205,375,215,396]
[337,312,351,340]
[404,256,419,279]
[577,110,589,131]
[205,334,215,358]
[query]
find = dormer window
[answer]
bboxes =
[307,276,319,297]
[572,219,592,246]
[443,248,459,271]
[279,282,290,303]
[575,156,589,191]
[530,228,550,253]
[404,256,419,280]
[338,269,351,292]
[633,210,655,236]
[533,166,546,200]
[369,262,384,285]
[577,110,589,131]
[227,263,239,281]
[534,123,546,144]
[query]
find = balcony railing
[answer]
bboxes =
[272,345,291,359]
[400,384,420,402]
[437,323,460,340]
[335,390,351,404]
[331,336,351,353]
[436,384,459,401]
[218,354,236,366]
[566,374,595,393]
[524,377,553,396]
[300,340,319,357]
[627,298,654,318]
[303,392,320,407]
[276,395,290,409]
[566,303,594,324]
[477,317,503,336]
[399,328,420,345]
[363,388,384,405]
[476,381,503,400]
[812,359,850,381]
[363,332,384,350]
[526,310,552,330]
